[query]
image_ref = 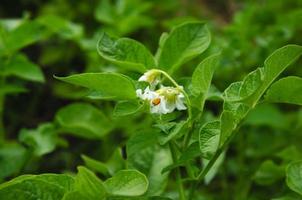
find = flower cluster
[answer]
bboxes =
[136,70,187,114]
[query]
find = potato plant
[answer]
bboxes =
[0,1,302,200]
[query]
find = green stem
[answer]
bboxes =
[188,125,240,200]
[169,141,186,200]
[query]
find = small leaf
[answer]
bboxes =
[0,143,28,179]
[199,121,220,160]
[286,161,302,195]
[254,160,285,185]
[3,54,44,82]
[223,68,264,102]
[265,76,302,105]
[56,72,136,100]
[97,32,155,72]
[82,149,125,176]
[104,170,148,196]
[74,167,107,200]
[19,123,58,156]
[191,53,220,97]
[113,100,144,117]
[55,103,112,139]
[156,22,211,73]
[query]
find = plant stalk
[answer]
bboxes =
[169,141,186,200]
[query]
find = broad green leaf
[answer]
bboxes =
[0,174,74,200]
[254,160,284,185]
[127,130,172,195]
[55,103,112,139]
[36,15,83,39]
[62,191,89,200]
[3,54,44,82]
[97,32,155,72]
[286,161,302,195]
[199,121,220,160]
[74,167,107,199]
[19,123,58,156]
[104,170,148,196]
[156,22,210,73]
[3,20,49,52]
[0,143,28,180]
[265,76,302,105]
[191,53,220,97]
[113,100,144,117]
[56,72,136,100]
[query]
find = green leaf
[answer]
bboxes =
[199,121,220,160]
[249,45,302,103]
[0,84,27,95]
[265,76,302,105]
[0,143,28,180]
[127,130,172,195]
[81,155,110,176]
[97,32,155,72]
[0,174,74,200]
[219,102,250,146]
[55,103,112,139]
[286,161,302,195]
[156,21,210,73]
[74,167,107,199]
[254,160,285,185]
[3,54,45,82]
[56,72,136,100]
[36,15,83,39]
[82,149,125,176]
[19,123,58,156]
[223,68,264,102]
[104,170,148,196]
[191,53,220,97]
[264,45,302,85]
[3,20,49,52]
[113,100,144,117]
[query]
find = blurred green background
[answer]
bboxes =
[0,0,302,199]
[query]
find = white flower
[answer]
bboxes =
[136,85,187,114]
[138,69,161,87]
